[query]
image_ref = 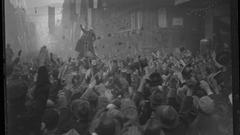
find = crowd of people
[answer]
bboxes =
[6,40,236,135]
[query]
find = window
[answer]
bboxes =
[87,8,92,29]
[158,8,167,28]
[137,11,143,30]
[131,10,143,31]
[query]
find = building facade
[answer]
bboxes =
[62,0,230,59]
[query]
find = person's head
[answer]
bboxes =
[71,99,91,121]
[121,99,138,121]
[72,75,79,86]
[131,74,140,89]
[188,75,198,85]
[95,112,119,135]
[154,105,179,129]
[184,56,193,65]
[150,90,165,109]
[180,47,186,53]
[182,64,193,80]
[216,51,231,67]
[199,96,215,115]
[162,62,168,71]
[144,118,162,135]
[88,92,99,108]
[146,72,163,87]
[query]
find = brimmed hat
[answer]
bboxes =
[95,84,107,96]
[199,96,215,114]
[146,72,163,87]
[155,105,179,129]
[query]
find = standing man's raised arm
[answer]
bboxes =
[80,24,87,34]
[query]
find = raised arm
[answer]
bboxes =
[80,24,87,34]
[80,77,96,100]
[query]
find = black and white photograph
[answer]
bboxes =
[4,0,239,135]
